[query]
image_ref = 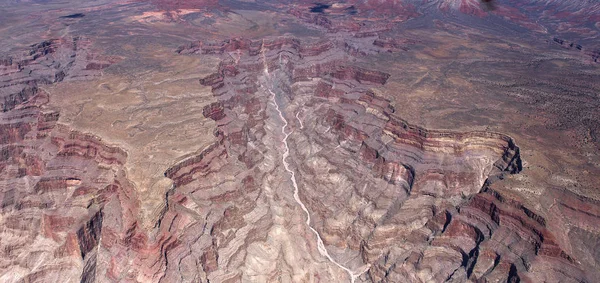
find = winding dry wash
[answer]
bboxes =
[1,0,600,282]
[262,48,369,282]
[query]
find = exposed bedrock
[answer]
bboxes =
[146,36,594,282]
[0,38,140,283]
[2,34,598,282]
[284,1,415,33]
[0,95,138,282]
[0,37,114,112]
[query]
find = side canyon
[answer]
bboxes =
[1,1,600,282]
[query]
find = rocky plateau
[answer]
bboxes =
[0,0,599,282]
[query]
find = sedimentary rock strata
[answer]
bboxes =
[1,0,600,280]
[140,36,588,282]
[0,38,131,282]
[1,37,114,112]
[2,33,590,282]
[0,94,135,282]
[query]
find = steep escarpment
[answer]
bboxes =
[0,94,137,282]
[1,31,593,282]
[0,38,136,283]
[147,35,589,282]
[1,0,600,281]
[284,66,581,282]
[0,37,114,112]
[0,36,200,283]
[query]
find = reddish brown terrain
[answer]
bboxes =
[1,0,599,282]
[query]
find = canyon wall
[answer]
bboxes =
[1,31,598,282]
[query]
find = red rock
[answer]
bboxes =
[202,102,225,121]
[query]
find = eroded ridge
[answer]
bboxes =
[0,34,591,283]
[154,35,587,282]
[1,37,114,112]
[0,39,136,283]
[261,43,370,282]
[286,73,585,282]
[160,36,386,282]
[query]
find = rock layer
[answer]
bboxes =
[146,36,587,282]
[0,38,132,283]
[0,14,598,282]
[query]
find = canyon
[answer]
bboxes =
[1,0,599,282]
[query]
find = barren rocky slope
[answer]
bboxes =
[0,0,599,282]
[162,36,589,282]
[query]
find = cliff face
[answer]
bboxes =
[1,0,600,279]
[1,33,592,282]
[0,92,134,282]
[0,38,135,282]
[1,37,115,112]
[146,36,585,282]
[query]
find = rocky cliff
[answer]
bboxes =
[1,1,599,280]
[149,36,590,282]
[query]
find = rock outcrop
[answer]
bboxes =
[551,37,600,63]
[0,38,132,283]
[1,23,598,283]
[0,93,136,282]
[1,37,114,112]
[147,36,590,282]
